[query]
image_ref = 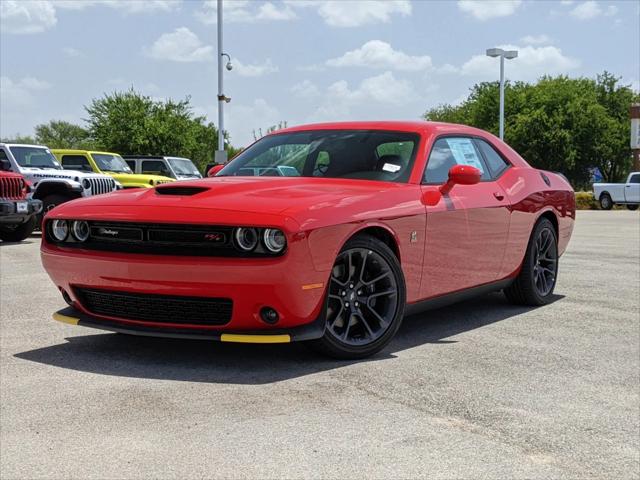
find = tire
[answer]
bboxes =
[626,204,639,211]
[599,193,613,210]
[0,216,37,242]
[38,193,72,227]
[504,217,558,306]
[310,234,406,359]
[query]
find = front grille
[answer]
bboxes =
[86,177,116,195]
[0,177,25,200]
[75,287,233,326]
[49,221,248,256]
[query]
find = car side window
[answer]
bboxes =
[142,160,170,176]
[424,137,490,184]
[125,160,136,171]
[474,138,510,178]
[61,154,92,171]
[0,149,8,160]
[629,174,640,184]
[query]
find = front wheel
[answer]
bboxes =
[310,235,406,359]
[599,193,613,210]
[504,218,558,306]
[627,204,639,211]
[0,216,37,242]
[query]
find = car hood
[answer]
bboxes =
[54,176,406,217]
[106,173,174,184]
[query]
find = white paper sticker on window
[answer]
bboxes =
[445,138,484,172]
[382,163,402,173]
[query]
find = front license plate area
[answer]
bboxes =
[16,202,28,213]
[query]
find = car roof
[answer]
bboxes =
[273,121,493,138]
[51,149,120,156]
[0,143,50,148]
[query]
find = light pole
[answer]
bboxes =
[486,48,518,140]
[216,0,233,163]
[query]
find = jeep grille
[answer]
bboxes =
[0,177,26,200]
[87,177,116,195]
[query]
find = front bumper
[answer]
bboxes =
[42,239,330,335]
[53,305,326,343]
[0,199,42,223]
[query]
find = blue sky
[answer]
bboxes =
[1,0,638,147]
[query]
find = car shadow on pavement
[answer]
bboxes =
[15,292,564,385]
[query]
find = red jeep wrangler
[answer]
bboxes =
[0,170,43,242]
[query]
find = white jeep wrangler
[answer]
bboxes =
[0,143,120,222]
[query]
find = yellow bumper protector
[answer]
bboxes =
[53,312,80,325]
[220,334,291,344]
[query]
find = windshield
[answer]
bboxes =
[168,157,201,177]
[92,153,133,173]
[218,130,420,183]
[9,146,62,170]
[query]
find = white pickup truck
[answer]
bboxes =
[593,172,640,210]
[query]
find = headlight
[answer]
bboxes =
[149,179,155,186]
[263,228,286,253]
[82,179,91,189]
[71,220,90,242]
[51,220,69,241]
[234,227,258,251]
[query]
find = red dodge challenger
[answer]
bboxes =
[42,121,575,358]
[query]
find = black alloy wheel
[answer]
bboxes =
[532,226,558,297]
[504,217,558,306]
[311,234,406,359]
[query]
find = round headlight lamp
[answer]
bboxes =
[71,220,90,242]
[82,179,91,189]
[263,229,286,253]
[234,227,258,251]
[51,220,69,242]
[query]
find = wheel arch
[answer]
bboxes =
[538,209,558,236]
[32,182,80,200]
[598,190,611,200]
[346,225,401,262]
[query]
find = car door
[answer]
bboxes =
[625,173,640,203]
[420,136,510,299]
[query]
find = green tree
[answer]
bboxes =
[85,89,225,171]
[424,72,639,188]
[34,120,94,149]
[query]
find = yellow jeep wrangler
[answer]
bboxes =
[52,149,175,188]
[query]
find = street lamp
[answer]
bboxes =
[486,48,518,140]
[216,0,232,163]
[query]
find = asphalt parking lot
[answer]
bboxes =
[1,210,638,479]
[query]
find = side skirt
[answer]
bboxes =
[404,278,514,316]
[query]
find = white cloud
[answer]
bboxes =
[569,1,618,20]
[458,44,580,81]
[286,0,411,27]
[0,0,57,34]
[520,34,551,45]
[291,80,320,98]
[54,0,181,13]
[0,76,52,109]
[233,59,279,77]
[312,71,418,120]
[145,27,213,63]
[62,46,82,57]
[326,40,432,72]
[197,0,296,24]
[457,0,522,21]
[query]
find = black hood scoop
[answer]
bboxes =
[155,185,209,196]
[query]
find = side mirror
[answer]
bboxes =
[208,164,225,177]
[439,164,481,195]
[0,158,11,171]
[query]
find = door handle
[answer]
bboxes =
[493,192,505,201]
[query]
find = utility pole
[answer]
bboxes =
[486,48,518,140]
[216,0,227,163]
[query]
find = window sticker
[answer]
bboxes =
[382,163,401,173]
[445,138,484,172]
